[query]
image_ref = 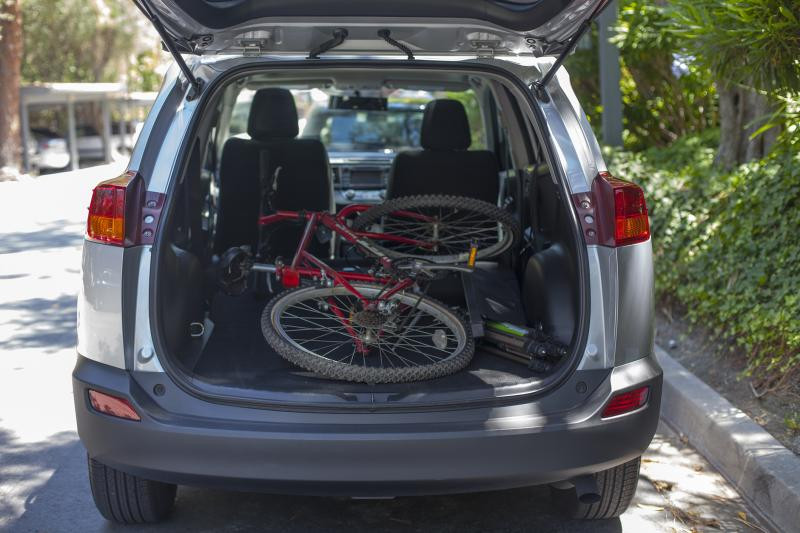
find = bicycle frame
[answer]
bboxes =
[255,206,433,305]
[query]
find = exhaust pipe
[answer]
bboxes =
[571,474,601,504]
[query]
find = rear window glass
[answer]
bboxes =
[228,89,486,153]
[303,106,424,152]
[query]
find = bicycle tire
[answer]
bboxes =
[350,195,520,263]
[261,284,474,383]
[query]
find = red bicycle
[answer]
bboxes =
[220,195,519,383]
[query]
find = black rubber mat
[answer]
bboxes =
[189,290,537,396]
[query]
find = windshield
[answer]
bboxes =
[301,107,423,153]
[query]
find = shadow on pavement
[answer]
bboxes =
[0,293,77,352]
[13,462,624,533]
[634,428,767,531]
[0,220,84,255]
[1,421,623,533]
[147,486,622,533]
[0,427,85,531]
[4,425,764,533]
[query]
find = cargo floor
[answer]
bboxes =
[185,291,539,397]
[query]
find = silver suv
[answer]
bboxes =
[74,0,660,524]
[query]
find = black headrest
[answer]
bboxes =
[420,99,472,151]
[247,88,299,141]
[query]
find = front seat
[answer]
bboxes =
[386,99,499,203]
[215,88,332,257]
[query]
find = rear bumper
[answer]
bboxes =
[73,355,661,496]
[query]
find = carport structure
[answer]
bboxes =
[20,83,156,172]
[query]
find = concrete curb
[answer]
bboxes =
[656,345,800,533]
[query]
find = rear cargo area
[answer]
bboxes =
[183,289,540,397]
[152,66,585,404]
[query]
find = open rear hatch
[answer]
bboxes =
[139,1,602,408]
[134,0,610,57]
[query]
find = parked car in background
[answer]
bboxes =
[28,128,70,172]
[113,122,140,154]
[76,123,138,163]
[76,126,111,162]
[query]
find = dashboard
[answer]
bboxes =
[330,154,393,205]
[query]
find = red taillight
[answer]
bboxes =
[587,172,650,247]
[87,172,134,245]
[88,390,141,421]
[602,386,649,418]
[611,179,650,246]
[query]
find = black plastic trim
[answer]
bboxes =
[121,247,146,370]
[137,83,184,184]
[149,59,592,412]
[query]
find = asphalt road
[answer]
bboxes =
[0,166,768,532]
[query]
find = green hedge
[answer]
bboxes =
[607,132,800,376]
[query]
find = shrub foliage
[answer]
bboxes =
[669,0,800,94]
[565,1,716,149]
[608,134,800,378]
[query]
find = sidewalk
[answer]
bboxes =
[658,345,800,533]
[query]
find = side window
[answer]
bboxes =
[443,90,487,150]
[229,89,255,136]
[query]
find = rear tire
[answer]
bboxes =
[550,457,641,520]
[88,456,176,524]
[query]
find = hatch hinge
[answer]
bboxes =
[523,35,569,57]
[531,0,611,102]
[189,34,214,50]
[133,0,204,100]
[471,41,499,59]
[241,39,265,56]
[236,30,275,56]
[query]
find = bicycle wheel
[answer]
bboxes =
[261,284,474,383]
[351,195,520,263]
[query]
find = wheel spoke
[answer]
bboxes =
[265,280,471,381]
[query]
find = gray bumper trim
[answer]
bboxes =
[73,356,661,496]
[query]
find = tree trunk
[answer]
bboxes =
[0,0,22,178]
[715,81,777,170]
